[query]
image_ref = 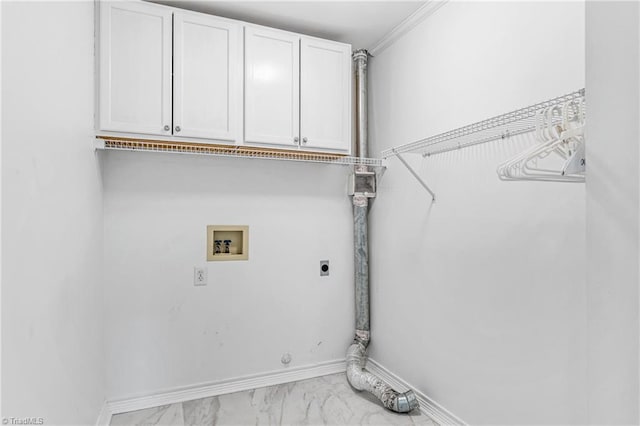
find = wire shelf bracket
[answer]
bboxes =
[394,150,436,201]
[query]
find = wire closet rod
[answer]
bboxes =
[381,88,585,159]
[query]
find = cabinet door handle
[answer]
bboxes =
[175,126,181,132]
[294,136,299,144]
[302,137,308,144]
[164,125,170,131]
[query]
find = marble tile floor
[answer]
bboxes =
[110,373,437,426]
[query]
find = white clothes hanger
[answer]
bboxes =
[497,100,585,182]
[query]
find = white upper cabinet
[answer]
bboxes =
[99,1,172,136]
[173,12,239,141]
[300,38,352,153]
[244,27,352,154]
[98,2,352,154]
[244,26,300,149]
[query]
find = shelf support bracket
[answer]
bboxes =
[394,150,436,201]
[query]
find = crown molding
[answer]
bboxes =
[369,1,449,57]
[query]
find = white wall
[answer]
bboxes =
[1,2,105,425]
[585,2,639,423]
[368,2,586,424]
[103,152,354,398]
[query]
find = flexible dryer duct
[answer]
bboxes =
[346,50,419,414]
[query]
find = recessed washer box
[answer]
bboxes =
[207,225,249,261]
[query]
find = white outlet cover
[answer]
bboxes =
[194,267,208,286]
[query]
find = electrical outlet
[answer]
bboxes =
[320,260,329,276]
[194,267,207,286]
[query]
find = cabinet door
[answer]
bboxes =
[244,27,300,148]
[99,2,172,135]
[300,38,352,153]
[174,12,239,141]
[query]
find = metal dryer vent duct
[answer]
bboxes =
[345,49,419,413]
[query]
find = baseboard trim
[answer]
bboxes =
[106,359,346,417]
[366,358,467,425]
[98,357,464,425]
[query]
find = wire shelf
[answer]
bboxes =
[381,89,585,159]
[95,137,385,168]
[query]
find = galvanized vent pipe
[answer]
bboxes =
[345,49,419,413]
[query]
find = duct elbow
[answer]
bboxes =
[393,390,419,413]
[345,342,420,413]
[345,342,368,390]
